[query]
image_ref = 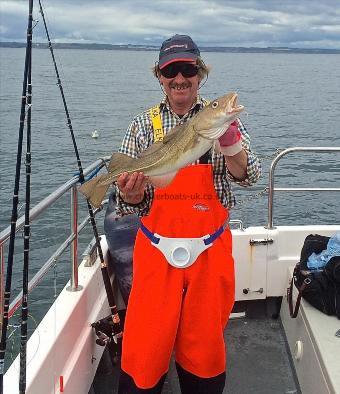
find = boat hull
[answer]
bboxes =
[4,237,124,394]
[4,225,340,393]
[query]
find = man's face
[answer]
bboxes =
[159,61,200,109]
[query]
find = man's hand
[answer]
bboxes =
[117,172,148,204]
[218,121,243,156]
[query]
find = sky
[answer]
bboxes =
[0,0,340,49]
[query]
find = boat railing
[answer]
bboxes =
[0,156,110,321]
[267,147,340,229]
[2,147,339,321]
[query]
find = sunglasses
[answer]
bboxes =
[160,63,199,79]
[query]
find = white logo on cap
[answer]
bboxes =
[164,44,188,52]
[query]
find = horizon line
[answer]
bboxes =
[1,41,340,52]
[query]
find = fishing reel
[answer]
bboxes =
[91,311,125,365]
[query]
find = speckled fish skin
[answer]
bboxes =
[79,92,244,207]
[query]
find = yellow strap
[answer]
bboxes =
[150,99,209,142]
[150,105,164,142]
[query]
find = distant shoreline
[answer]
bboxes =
[1,41,340,54]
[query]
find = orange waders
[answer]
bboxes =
[118,164,235,393]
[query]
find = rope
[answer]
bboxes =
[234,187,269,208]
[233,148,285,209]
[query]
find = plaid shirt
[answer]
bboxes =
[115,95,261,217]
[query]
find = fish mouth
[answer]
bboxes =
[227,93,244,114]
[197,93,245,140]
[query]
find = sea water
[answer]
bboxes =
[0,47,340,365]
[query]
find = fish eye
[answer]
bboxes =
[212,101,218,108]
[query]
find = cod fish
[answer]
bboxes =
[79,92,244,207]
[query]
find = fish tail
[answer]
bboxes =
[78,176,110,208]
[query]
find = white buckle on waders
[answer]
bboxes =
[140,221,229,269]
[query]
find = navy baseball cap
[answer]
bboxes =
[158,34,200,69]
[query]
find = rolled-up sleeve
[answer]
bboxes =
[114,116,154,217]
[225,119,262,187]
[114,183,154,217]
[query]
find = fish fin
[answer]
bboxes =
[148,171,178,189]
[78,176,110,208]
[108,152,134,171]
[99,152,136,186]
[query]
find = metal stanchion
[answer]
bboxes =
[67,186,82,292]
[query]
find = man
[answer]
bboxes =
[115,34,261,393]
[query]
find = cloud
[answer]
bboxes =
[0,0,339,48]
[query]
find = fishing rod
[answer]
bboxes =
[19,23,33,394]
[0,0,34,392]
[38,0,122,350]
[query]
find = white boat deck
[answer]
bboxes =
[92,300,300,394]
[281,267,340,394]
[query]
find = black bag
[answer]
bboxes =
[288,234,340,319]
